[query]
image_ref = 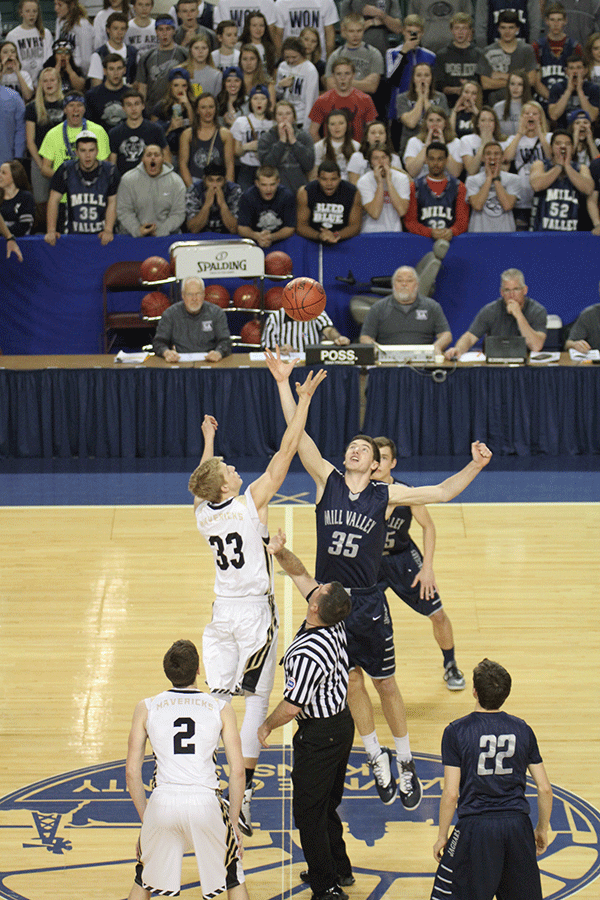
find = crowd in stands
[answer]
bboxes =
[2,0,600,330]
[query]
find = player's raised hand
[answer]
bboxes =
[267,528,287,556]
[295,368,327,399]
[264,345,299,382]
[202,414,218,437]
[471,441,492,467]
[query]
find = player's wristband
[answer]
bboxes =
[6,234,15,241]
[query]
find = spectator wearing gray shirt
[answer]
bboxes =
[339,0,402,59]
[445,267,546,357]
[325,14,385,96]
[359,265,452,353]
[476,10,537,106]
[153,276,232,362]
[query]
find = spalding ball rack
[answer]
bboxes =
[147,239,293,349]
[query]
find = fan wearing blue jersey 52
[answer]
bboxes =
[264,346,492,812]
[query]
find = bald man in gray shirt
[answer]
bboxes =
[359,265,452,353]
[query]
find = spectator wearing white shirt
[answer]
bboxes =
[0,41,34,102]
[357,146,410,232]
[126,0,157,54]
[347,119,404,185]
[275,37,319,130]
[54,0,95,74]
[6,0,53,87]
[213,0,276,36]
[311,109,360,181]
[404,105,462,178]
[273,0,338,61]
[230,84,273,190]
[211,19,240,70]
[93,0,130,50]
[460,105,509,175]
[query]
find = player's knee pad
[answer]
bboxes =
[240,692,270,759]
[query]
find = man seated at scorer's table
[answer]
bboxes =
[445,267,547,358]
[360,265,452,354]
[152,276,232,363]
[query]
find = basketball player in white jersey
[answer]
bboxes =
[188,366,326,834]
[126,639,248,900]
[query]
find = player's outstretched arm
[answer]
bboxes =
[268,528,318,599]
[433,765,460,862]
[221,702,245,849]
[410,505,437,600]
[251,367,328,511]
[125,700,149,823]
[389,442,492,507]
[264,346,334,489]
[529,762,553,854]
[199,415,218,465]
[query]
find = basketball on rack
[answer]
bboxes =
[233,284,261,308]
[264,285,285,310]
[265,251,293,276]
[140,291,170,318]
[240,319,262,344]
[140,256,172,282]
[281,277,327,321]
[205,284,230,308]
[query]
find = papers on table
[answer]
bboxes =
[529,352,561,364]
[457,351,486,362]
[114,351,149,364]
[569,348,600,362]
[248,351,305,362]
[176,352,208,362]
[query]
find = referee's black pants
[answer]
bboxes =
[292,707,355,898]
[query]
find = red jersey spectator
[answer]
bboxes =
[403,141,469,239]
[308,58,377,142]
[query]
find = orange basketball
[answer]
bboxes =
[281,277,326,322]
[265,251,293,276]
[205,284,230,308]
[264,285,285,310]
[140,291,170,318]
[140,256,172,282]
[233,284,261,309]
[240,319,262,344]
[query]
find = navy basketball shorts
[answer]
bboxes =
[430,812,543,900]
[379,543,442,617]
[345,587,395,679]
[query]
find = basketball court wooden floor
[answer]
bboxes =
[1,502,599,900]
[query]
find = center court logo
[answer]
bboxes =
[0,750,598,900]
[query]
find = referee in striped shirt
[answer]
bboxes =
[262,308,350,352]
[258,532,354,900]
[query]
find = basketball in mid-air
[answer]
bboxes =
[205,284,230,308]
[264,285,285,310]
[233,284,261,309]
[265,250,293,277]
[140,291,170,318]
[140,255,171,282]
[281,277,326,322]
